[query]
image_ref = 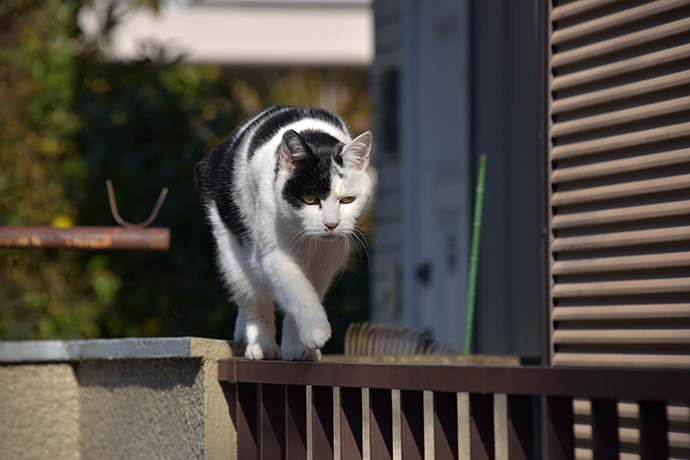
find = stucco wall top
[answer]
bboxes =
[0,337,240,363]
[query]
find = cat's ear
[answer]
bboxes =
[280,129,310,172]
[342,131,372,171]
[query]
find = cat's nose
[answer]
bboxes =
[324,221,339,230]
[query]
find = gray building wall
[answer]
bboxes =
[371,0,543,359]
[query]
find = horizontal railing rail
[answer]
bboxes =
[218,358,690,459]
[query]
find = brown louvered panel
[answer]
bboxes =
[573,401,690,458]
[549,0,690,388]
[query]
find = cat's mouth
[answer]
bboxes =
[320,232,346,241]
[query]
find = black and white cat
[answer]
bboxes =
[194,106,373,361]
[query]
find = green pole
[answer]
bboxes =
[464,154,487,355]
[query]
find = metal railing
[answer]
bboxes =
[218,359,690,459]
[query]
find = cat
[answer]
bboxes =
[194,106,373,361]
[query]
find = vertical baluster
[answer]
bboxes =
[400,390,424,460]
[340,387,363,460]
[312,386,334,459]
[507,395,534,460]
[434,391,458,460]
[470,393,495,460]
[590,398,618,460]
[639,400,668,460]
[370,388,394,460]
[237,382,259,460]
[546,396,575,460]
[286,385,307,460]
[260,383,285,459]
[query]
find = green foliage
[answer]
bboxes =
[0,1,371,350]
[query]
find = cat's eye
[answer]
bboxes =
[340,196,356,204]
[302,194,318,205]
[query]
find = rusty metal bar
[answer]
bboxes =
[0,226,170,251]
[217,359,690,401]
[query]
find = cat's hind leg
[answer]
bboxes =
[237,293,281,360]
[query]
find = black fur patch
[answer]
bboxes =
[249,107,346,158]
[282,149,336,208]
[194,132,251,244]
[195,106,349,243]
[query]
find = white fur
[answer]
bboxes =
[206,113,372,361]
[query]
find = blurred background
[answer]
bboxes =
[0,0,373,353]
[1,0,545,361]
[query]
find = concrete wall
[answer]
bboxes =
[0,338,244,460]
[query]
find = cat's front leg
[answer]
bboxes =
[260,250,332,352]
[281,314,322,361]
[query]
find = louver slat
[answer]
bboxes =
[551,70,690,115]
[552,226,690,252]
[552,304,690,322]
[552,252,690,276]
[551,148,690,184]
[551,122,690,161]
[551,43,690,93]
[551,96,690,138]
[551,0,690,46]
[552,278,690,298]
[553,330,690,346]
[551,200,690,230]
[551,174,690,206]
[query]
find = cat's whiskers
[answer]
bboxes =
[287,229,310,253]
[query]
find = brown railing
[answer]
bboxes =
[218,359,690,459]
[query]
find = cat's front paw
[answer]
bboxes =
[299,318,332,350]
[245,341,281,360]
[281,343,322,362]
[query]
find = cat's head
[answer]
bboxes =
[278,129,373,239]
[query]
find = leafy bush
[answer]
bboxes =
[0,1,370,352]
